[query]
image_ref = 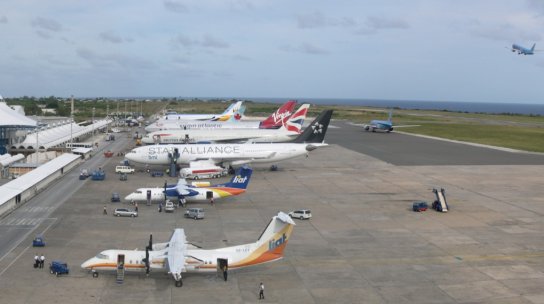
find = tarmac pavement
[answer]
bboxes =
[0,123,543,303]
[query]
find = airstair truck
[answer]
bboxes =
[432,188,449,212]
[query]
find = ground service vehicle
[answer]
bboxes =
[111,193,120,202]
[164,201,175,213]
[32,235,45,247]
[288,209,312,220]
[412,201,428,212]
[184,208,205,220]
[50,260,69,276]
[115,166,135,174]
[113,208,138,217]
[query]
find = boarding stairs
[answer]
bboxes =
[432,188,449,212]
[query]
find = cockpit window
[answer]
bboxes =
[96,253,109,259]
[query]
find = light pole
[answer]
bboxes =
[70,95,74,151]
[92,107,95,136]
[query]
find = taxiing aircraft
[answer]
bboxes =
[144,100,297,132]
[81,211,295,287]
[511,43,536,55]
[125,110,333,167]
[141,104,310,144]
[364,110,394,132]
[124,166,252,203]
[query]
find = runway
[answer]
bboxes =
[327,120,544,166]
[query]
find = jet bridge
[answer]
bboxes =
[432,188,449,212]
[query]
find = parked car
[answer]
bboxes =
[184,208,205,220]
[412,201,428,212]
[150,171,164,177]
[288,209,312,220]
[164,201,175,213]
[111,192,120,202]
[49,260,69,276]
[113,208,138,217]
[119,173,128,181]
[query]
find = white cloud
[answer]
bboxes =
[0,16,7,24]
[281,43,328,55]
[100,31,132,44]
[297,11,357,29]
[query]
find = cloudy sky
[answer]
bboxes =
[0,0,543,103]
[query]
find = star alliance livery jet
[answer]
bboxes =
[126,109,333,168]
[81,211,295,287]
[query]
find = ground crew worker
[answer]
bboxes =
[259,282,264,300]
[40,254,45,269]
[223,265,228,281]
[34,255,39,268]
[210,197,214,206]
[134,202,138,212]
[103,205,107,215]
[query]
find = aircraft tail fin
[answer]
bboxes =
[259,100,297,129]
[283,104,310,133]
[255,212,295,257]
[213,101,244,121]
[292,110,333,143]
[222,166,252,189]
[227,104,246,122]
[531,43,536,52]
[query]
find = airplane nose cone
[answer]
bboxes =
[124,194,134,201]
[125,152,137,163]
[142,137,153,144]
[81,259,92,269]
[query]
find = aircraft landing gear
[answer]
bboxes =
[92,270,99,278]
[270,165,278,171]
[175,279,183,287]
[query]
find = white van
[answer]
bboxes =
[115,166,135,174]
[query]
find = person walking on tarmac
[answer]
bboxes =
[34,254,39,268]
[103,205,107,215]
[210,197,214,206]
[259,282,265,300]
[134,202,138,213]
[223,264,228,281]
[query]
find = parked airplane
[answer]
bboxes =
[125,110,333,167]
[124,166,252,203]
[160,101,244,122]
[144,100,297,132]
[141,104,310,144]
[363,110,394,133]
[81,211,295,287]
[510,43,536,55]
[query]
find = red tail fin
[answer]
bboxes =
[259,100,297,129]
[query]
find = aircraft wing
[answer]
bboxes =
[166,229,187,280]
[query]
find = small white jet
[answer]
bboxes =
[161,101,244,122]
[81,211,295,287]
[126,110,333,168]
[145,100,297,132]
[141,104,310,144]
[124,166,252,203]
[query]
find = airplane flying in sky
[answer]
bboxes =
[364,110,394,132]
[510,43,537,55]
[124,166,252,202]
[144,100,297,132]
[141,104,310,144]
[126,110,333,167]
[81,211,295,287]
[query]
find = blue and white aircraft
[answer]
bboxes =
[511,43,536,55]
[364,110,394,133]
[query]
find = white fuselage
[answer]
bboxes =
[125,143,322,166]
[145,120,261,132]
[142,128,298,144]
[124,187,228,202]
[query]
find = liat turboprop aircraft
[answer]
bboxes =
[126,109,333,168]
[141,104,310,144]
[364,110,394,132]
[145,100,297,132]
[124,166,252,203]
[81,211,295,287]
[511,43,536,55]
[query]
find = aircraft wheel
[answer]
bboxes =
[92,271,99,278]
[175,280,183,287]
